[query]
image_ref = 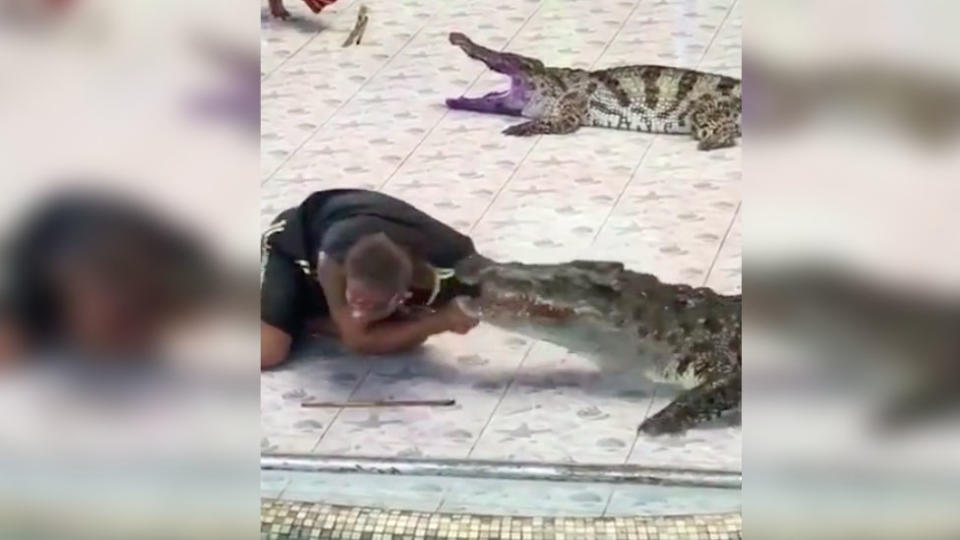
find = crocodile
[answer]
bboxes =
[454,257,742,435]
[446,32,742,150]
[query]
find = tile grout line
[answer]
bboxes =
[456,0,640,452]
[583,136,656,251]
[701,201,739,287]
[464,340,537,459]
[696,0,737,74]
[588,0,739,253]
[517,0,656,465]
[693,0,740,289]
[619,0,741,464]
[601,486,617,517]
[468,0,645,233]
[276,478,291,500]
[593,0,644,61]
[581,0,669,251]
[624,385,659,465]
[308,365,376,453]
[260,24,320,82]
[582,0,665,253]
[377,1,548,194]
[463,0,651,463]
[467,142,538,233]
[262,3,445,185]
[261,0,361,82]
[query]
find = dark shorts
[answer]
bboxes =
[260,248,329,337]
[260,210,328,337]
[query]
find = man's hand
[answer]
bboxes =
[268,0,291,19]
[435,298,479,335]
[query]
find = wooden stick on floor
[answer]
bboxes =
[342,5,369,47]
[302,399,455,408]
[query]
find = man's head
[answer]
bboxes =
[343,233,412,323]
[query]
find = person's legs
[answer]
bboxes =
[261,321,292,369]
[260,250,308,369]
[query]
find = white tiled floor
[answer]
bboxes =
[262,470,741,516]
[261,0,741,470]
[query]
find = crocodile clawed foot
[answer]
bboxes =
[696,137,736,151]
[639,372,741,435]
[502,122,538,136]
[637,416,683,436]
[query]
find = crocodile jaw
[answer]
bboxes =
[445,80,529,116]
[446,32,538,117]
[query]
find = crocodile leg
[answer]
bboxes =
[691,96,739,151]
[638,370,741,435]
[503,93,587,136]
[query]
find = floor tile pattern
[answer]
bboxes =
[262,470,742,517]
[261,0,742,470]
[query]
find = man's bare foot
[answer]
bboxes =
[268,0,291,19]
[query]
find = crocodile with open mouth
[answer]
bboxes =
[446,32,742,150]
[454,256,742,435]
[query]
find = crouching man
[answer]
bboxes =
[260,189,487,369]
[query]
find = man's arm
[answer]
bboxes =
[316,254,460,355]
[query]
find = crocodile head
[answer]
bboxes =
[455,258,629,330]
[445,32,569,118]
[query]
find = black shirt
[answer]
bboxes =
[264,189,477,273]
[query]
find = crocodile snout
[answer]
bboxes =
[453,253,495,285]
[448,32,470,47]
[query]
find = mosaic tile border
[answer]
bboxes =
[261,499,742,540]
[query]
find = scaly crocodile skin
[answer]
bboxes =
[446,32,742,150]
[455,257,742,435]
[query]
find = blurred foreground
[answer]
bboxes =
[0,1,259,538]
[747,1,960,538]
